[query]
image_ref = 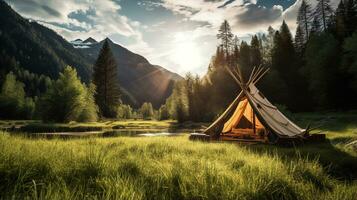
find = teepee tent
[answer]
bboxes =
[201,66,309,143]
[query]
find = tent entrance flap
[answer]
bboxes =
[222,97,264,134]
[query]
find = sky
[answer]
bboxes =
[5,0,339,76]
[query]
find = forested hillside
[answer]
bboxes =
[0,1,181,109]
[161,0,357,122]
[0,1,92,83]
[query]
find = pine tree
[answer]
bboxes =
[250,35,262,68]
[271,21,304,110]
[274,21,296,77]
[310,16,321,35]
[343,32,357,104]
[232,36,240,66]
[175,98,186,123]
[314,0,333,31]
[212,46,226,69]
[185,73,195,121]
[335,0,347,39]
[217,20,234,57]
[262,26,276,65]
[295,25,305,56]
[345,0,357,35]
[239,41,252,81]
[297,0,312,44]
[93,39,121,118]
[192,75,206,121]
[303,34,340,109]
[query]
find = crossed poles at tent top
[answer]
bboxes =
[223,65,270,91]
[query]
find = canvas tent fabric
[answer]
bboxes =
[203,66,306,139]
[222,98,263,133]
[246,84,305,137]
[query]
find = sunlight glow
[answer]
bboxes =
[169,33,203,75]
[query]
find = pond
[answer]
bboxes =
[9,128,198,139]
[102,129,184,137]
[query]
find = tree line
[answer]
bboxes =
[1,0,357,123]
[161,0,357,122]
[0,39,159,122]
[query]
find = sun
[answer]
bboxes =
[170,35,202,74]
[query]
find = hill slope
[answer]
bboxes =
[0,1,181,108]
[0,1,91,82]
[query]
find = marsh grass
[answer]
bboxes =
[0,133,356,200]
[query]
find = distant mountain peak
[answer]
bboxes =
[103,37,114,44]
[71,37,97,48]
[71,38,83,45]
[83,37,97,44]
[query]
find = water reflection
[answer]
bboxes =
[102,129,187,137]
[10,128,194,139]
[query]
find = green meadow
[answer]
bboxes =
[0,113,357,200]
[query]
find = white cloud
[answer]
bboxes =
[5,0,151,57]
[158,0,342,41]
[127,33,154,56]
[137,1,162,11]
[159,0,285,35]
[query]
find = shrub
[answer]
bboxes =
[0,72,35,119]
[78,83,99,122]
[139,102,154,120]
[38,66,98,122]
[159,104,170,120]
[117,104,133,119]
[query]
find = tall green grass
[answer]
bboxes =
[0,133,356,200]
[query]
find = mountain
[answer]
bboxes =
[71,38,96,49]
[74,38,181,107]
[73,39,83,43]
[0,1,181,108]
[83,37,97,44]
[0,1,92,82]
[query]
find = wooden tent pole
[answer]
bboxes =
[247,66,257,84]
[250,67,263,84]
[237,65,245,85]
[224,65,242,86]
[233,68,242,82]
[253,107,256,135]
[253,68,270,84]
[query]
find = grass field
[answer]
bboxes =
[0,113,356,199]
